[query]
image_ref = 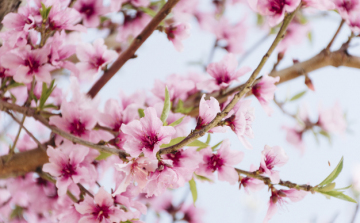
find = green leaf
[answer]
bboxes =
[194,174,213,182]
[40,3,52,20]
[319,190,357,203]
[139,7,157,17]
[175,99,193,114]
[335,185,352,191]
[307,32,313,44]
[39,80,56,109]
[318,157,343,186]
[319,130,332,144]
[160,86,171,125]
[205,134,211,144]
[289,91,307,101]
[317,182,336,192]
[95,151,112,161]
[189,178,198,204]
[211,140,223,151]
[160,137,208,149]
[169,116,185,127]
[138,108,145,118]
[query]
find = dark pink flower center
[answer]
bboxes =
[338,0,356,12]
[92,204,111,221]
[166,26,177,40]
[240,177,250,187]
[142,134,159,151]
[269,0,286,14]
[264,154,275,170]
[25,56,40,74]
[79,4,95,18]
[92,57,106,69]
[124,11,143,25]
[69,119,86,136]
[206,154,224,172]
[61,163,77,178]
[215,74,231,85]
[252,83,261,97]
[166,150,184,167]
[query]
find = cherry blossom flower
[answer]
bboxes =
[74,0,109,28]
[74,187,126,223]
[239,165,265,193]
[165,23,191,52]
[143,160,180,197]
[346,12,360,34]
[113,157,158,195]
[278,22,311,52]
[117,11,151,43]
[121,107,176,158]
[282,126,306,154]
[181,204,205,223]
[196,139,243,184]
[264,189,307,223]
[317,102,347,135]
[333,0,360,19]
[249,0,301,26]
[259,145,288,183]
[214,18,247,54]
[76,38,118,80]
[49,100,97,142]
[225,99,255,149]
[196,95,227,133]
[252,74,280,116]
[42,145,90,196]
[1,45,54,84]
[197,54,251,92]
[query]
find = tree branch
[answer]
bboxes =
[87,0,180,98]
[158,6,300,156]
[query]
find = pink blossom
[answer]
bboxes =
[113,157,158,195]
[264,189,307,223]
[334,0,360,19]
[278,22,311,52]
[1,45,54,84]
[282,126,305,154]
[197,54,251,92]
[252,74,280,116]
[165,23,191,52]
[302,0,335,10]
[42,145,90,196]
[317,102,347,135]
[181,204,205,223]
[196,95,227,133]
[76,38,118,80]
[117,11,151,43]
[346,12,360,33]
[143,160,180,197]
[74,0,109,28]
[195,139,243,184]
[225,99,255,149]
[49,100,97,141]
[250,0,301,27]
[121,107,176,158]
[75,187,126,223]
[352,164,360,192]
[259,145,288,183]
[173,0,199,21]
[239,164,264,193]
[151,74,195,102]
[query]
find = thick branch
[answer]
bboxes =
[87,0,180,98]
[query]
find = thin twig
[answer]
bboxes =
[158,6,301,156]
[204,39,218,70]
[238,33,271,66]
[273,96,297,119]
[326,19,345,51]
[351,204,359,223]
[87,0,180,98]
[77,183,94,198]
[6,115,26,162]
[6,111,46,151]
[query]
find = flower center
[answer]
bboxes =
[264,154,275,170]
[216,74,231,85]
[269,0,286,14]
[79,4,95,18]
[25,56,40,74]
[92,205,110,221]
[69,119,86,136]
[207,154,224,171]
[142,134,159,151]
[166,150,183,167]
[61,163,77,178]
[252,84,261,97]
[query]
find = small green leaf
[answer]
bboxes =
[318,157,343,186]
[205,134,211,144]
[95,151,112,160]
[138,108,145,118]
[211,140,223,151]
[160,137,208,149]
[307,32,313,44]
[290,91,307,101]
[189,178,198,204]
[40,3,52,20]
[169,116,185,127]
[175,99,193,114]
[335,185,352,191]
[39,80,56,109]
[139,7,156,17]
[317,182,336,192]
[160,86,171,125]
[319,190,357,203]
[319,130,332,144]
[194,174,213,182]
